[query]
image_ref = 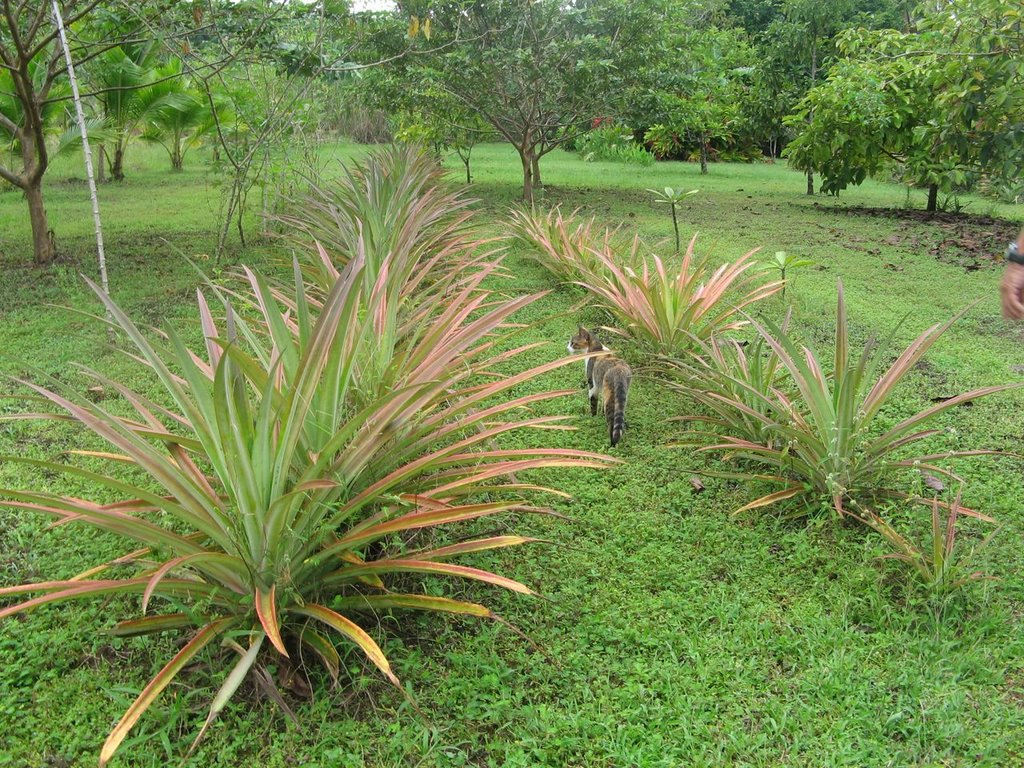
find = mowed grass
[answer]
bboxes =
[2,142,1024,767]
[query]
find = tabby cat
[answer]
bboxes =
[567,326,631,446]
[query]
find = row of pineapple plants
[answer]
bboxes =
[509,206,1017,595]
[0,148,616,764]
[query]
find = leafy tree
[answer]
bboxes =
[784,29,941,207]
[394,103,493,184]
[917,0,1024,196]
[368,0,663,203]
[0,0,144,264]
[88,42,178,181]
[779,0,854,193]
[735,0,907,167]
[641,26,753,173]
[785,1,1023,211]
[174,0,350,254]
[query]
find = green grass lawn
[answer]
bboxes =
[2,141,1024,767]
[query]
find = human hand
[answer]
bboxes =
[1000,262,1024,320]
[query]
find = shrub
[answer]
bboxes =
[0,159,613,764]
[274,145,484,301]
[681,282,1019,518]
[643,124,683,160]
[576,126,655,166]
[273,145,497,404]
[506,206,617,283]
[668,309,794,451]
[582,234,782,356]
[508,209,780,356]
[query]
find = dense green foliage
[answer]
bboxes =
[5,0,1021,266]
[575,126,655,167]
[786,0,1024,209]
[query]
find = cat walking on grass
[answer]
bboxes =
[567,326,632,447]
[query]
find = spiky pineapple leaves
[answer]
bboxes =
[0,147,616,763]
[678,281,1022,518]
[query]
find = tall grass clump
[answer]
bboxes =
[675,282,1019,518]
[866,493,998,596]
[0,149,613,765]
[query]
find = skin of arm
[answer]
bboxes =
[1000,229,1024,320]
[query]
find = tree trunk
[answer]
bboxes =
[807,40,818,196]
[532,154,542,189]
[97,145,107,182]
[237,187,247,247]
[19,124,55,264]
[25,178,55,265]
[521,148,534,205]
[926,183,938,212]
[699,139,709,175]
[111,142,125,181]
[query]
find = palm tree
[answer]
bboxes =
[89,43,172,181]
[140,60,223,171]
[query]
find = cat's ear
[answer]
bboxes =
[578,325,588,338]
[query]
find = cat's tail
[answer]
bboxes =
[610,379,627,447]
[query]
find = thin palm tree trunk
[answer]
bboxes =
[51,0,112,316]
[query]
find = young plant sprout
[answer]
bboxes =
[648,186,699,255]
[765,251,815,298]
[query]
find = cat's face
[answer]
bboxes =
[567,326,593,355]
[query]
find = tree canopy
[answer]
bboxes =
[785,0,1023,210]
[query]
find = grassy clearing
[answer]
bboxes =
[2,142,1024,766]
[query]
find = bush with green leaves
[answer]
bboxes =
[0,151,612,765]
[678,283,1019,518]
[643,124,682,160]
[576,126,655,166]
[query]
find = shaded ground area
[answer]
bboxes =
[819,203,1020,271]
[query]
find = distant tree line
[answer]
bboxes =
[353,0,1021,208]
[3,0,1020,264]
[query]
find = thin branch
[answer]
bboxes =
[0,161,23,186]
